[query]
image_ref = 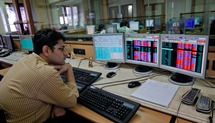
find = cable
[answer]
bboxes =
[93,73,155,86]
[196,78,215,88]
[175,101,182,123]
[100,78,148,90]
[209,101,214,123]
[77,58,88,68]
[99,73,165,90]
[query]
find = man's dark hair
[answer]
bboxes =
[33,28,66,54]
[120,20,128,27]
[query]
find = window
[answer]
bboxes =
[59,6,78,26]
[5,4,17,32]
[5,3,27,33]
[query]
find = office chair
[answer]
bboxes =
[0,109,7,123]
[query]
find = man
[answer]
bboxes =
[0,28,89,123]
[118,20,136,34]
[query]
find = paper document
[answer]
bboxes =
[131,79,179,107]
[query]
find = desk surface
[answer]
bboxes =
[69,59,215,123]
[1,55,215,123]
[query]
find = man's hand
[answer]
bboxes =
[52,64,72,74]
[51,106,66,118]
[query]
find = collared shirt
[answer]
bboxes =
[0,53,79,123]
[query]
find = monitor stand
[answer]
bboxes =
[168,73,194,86]
[104,62,120,70]
[133,66,152,74]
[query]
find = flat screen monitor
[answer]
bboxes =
[3,35,14,51]
[0,35,4,48]
[195,17,200,25]
[129,21,139,30]
[19,35,34,54]
[112,22,120,30]
[146,19,154,27]
[86,25,95,35]
[93,33,125,69]
[185,18,195,29]
[125,33,160,74]
[106,24,117,33]
[160,34,209,85]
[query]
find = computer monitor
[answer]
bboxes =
[112,22,120,30]
[185,18,195,29]
[195,17,201,25]
[160,34,209,86]
[93,33,125,69]
[129,21,139,31]
[0,35,4,49]
[106,24,117,33]
[125,33,160,74]
[3,35,14,51]
[146,19,154,27]
[19,35,34,54]
[86,25,95,35]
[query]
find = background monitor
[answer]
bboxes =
[112,22,120,30]
[160,34,209,85]
[185,18,195,29]
[129,21,139,30]
[106,24,117,33]
[93,33,125,69]
[86,25,95,35]
[0,35,4,49]
[125,33,160,74]
[195,17,201,25]
[19,35,34,54]
[146,19,154,27]
[3,35,14,51]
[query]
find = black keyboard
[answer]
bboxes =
[78,86,140,123]
[0,51,10,57]
[72,67,102,85]
[61,67,102,92]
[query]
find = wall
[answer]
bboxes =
[107,0,137,17]
[30,0,52,31]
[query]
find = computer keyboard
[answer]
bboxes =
[60,67,102,92]
[4,53,24,61]
[72,67,102,85]
[0,49,10,57]
[78,86,140,123]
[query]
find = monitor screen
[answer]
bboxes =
[0,35,4,48]
[125,34,160,73]
[195,17,200,25]
[93,33,125,69]
[146,19,154,27]
[86,25,95,35]
[19,35,34,53]
[160,34,209,85]
[185,18,195,29]
[3,35,14,51]
[106,24,117,33]
[129,21,139,30]
[112,22,120,30]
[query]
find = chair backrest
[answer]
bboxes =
[0,109,7,123]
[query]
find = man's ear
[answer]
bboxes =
[42,45,51,56]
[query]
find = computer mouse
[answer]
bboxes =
[106,72,116,78]
[128,81,141,88]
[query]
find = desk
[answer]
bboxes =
[69,59,215,123]
[1,56,215,123]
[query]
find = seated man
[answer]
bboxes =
[0,28,91,123]
[118,20,136,33]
